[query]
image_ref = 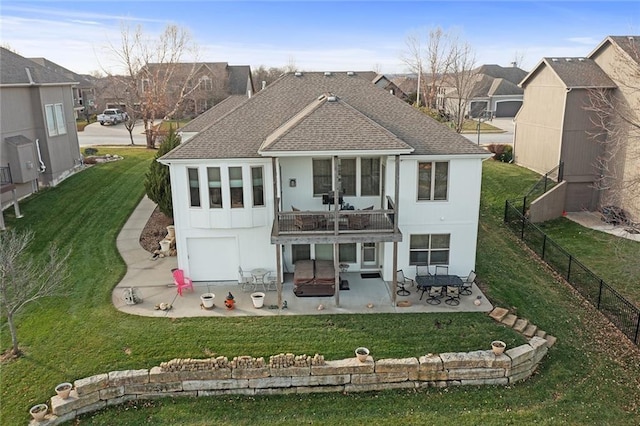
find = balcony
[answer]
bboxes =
[0,166,15,194]
[271,197,402,244]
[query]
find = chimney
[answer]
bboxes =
[510,62,517,68]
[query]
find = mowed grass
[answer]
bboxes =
[1,153,639,425]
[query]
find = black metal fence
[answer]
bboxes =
[505,198,640,346]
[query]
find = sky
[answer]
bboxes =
[1,1,638,76]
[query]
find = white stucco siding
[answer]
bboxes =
[168,159,275,280]
[382,156,483,280]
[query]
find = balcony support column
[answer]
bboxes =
[391,155,401,305]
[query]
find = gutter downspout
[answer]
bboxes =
[35,139,46,173]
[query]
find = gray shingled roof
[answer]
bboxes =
[179,95,248,133]
[260,95,413,153]
[28,57,92,86]
[0,47,77,86]
[474,64,529,85]
[227,65,253,95]
[541,57,617,88]
[607,36,640,64]
[162,72,488,160]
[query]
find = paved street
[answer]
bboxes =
[78,120,152,146]
[461,117,515,146]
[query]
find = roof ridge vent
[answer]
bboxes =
[324,71,332,76]
[294,71,303,77]
[318,94,326,101]
[327,95,338,102]
[346,71,355,76]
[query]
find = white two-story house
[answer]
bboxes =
[160,71,490,305]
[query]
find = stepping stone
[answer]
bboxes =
[501,314,518,327]
[513,318,529,333]
[489,307,509,322]
[545,335,557,348]
[535,329,547,339]
[523,324,538,338]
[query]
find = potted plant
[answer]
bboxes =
[251,292,265,308]
[355,347,370,362]
[200,293,215,309]
[29,403,48,421]
[491,340,506,355]
[55,382,73,399]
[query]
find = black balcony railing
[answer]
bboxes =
[0,166,12,186]
[276,208,395,234]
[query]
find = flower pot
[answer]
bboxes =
[251,292,265,308]
[166,225,175,238]
[55,382,73,399]
[355,347,370,362]
[491,340,506,355]
[29,403,48,421]
[200,293,215,309]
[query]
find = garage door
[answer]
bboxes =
[495,101,522,117]
[187,237,238,281]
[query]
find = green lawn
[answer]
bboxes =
[1,154,639,425]
[535,218,640,307]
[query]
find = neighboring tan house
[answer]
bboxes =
[159,71,490,305]
[28,57,97,120]
[95,62,254,119]
[514,35,639,222]
[360,72,409,101]
[0,47,82,228]
[178,94,248,142]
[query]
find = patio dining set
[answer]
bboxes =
[396,266,476,306]
[238,267,278,292]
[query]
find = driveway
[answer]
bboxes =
[78,120,152,146]
[462,117,515,146]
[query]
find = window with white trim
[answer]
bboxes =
[229,167,244,208]
[207,167,222,208]
[251,166,265,207]
[312,159,332,195]
[341,159,356,196]
[361,158,380,196]
[44,103,67,136]
[417,162,448,201]
[409,234,450,265]
[188,168,201,207]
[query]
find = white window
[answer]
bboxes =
[188,168,201,207]
[251,166,265,207]
[361,158,380,196]
[417,162,448,201]
[312,159,332,195]
[409,234,450,265]
[44,103,67,136]
[229,167,244,208]
[207,167,222,208]
[200,76,212,91]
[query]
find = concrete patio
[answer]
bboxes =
[112,197,493,318]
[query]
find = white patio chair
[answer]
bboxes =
[238,266,254,292]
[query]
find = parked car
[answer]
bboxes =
[97,108,128,125]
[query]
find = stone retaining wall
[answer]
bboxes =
[29,337,549,425]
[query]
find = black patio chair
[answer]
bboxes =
[396,270,414,296]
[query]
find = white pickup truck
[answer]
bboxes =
[97,108,128,125]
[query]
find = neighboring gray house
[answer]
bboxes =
[1,47,82,228]
[440,64,528,118]
[29,57,97,120]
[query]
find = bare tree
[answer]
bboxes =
[107,23,200,148]
[252,65,287,92]
[446,39,478,133]
[585,40,640,220]
[402,27,476,128]
[0,230,71,357]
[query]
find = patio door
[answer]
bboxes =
[361,243,377,269]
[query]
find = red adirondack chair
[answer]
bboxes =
[172,268,194,296]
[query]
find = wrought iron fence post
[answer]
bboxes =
[635,316,640,345]
[542,234,547,260]
[520,214,526,240]
[504,200,508,223]
[597,279,603,309]
[567,255,572,281]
